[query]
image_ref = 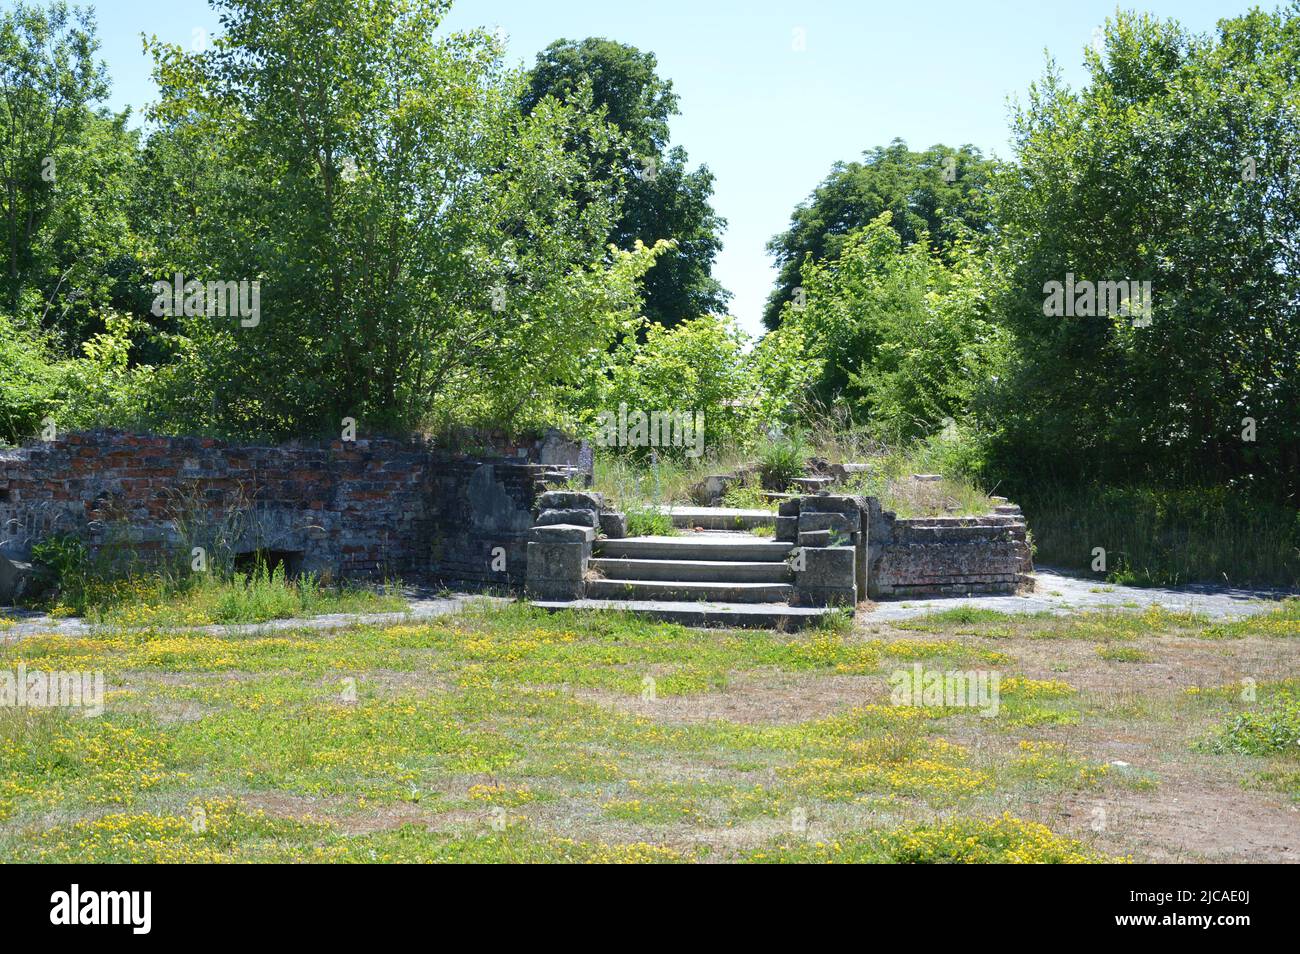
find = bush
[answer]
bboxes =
[1203,690,1300,756]
[589,314,761,459]
[0,315,60,445]
[754,432,808,489]
[1022,484,1300,588]
[623,503,675,537]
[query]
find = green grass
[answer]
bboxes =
[1199,685,1300,756]
[622,503,677,537]
[893,605,1275,642]
[40,560,406,627]
[746,814,1124,863]
[0,600,1127,863]
[590,436,996,519]
[1096,645,1149,662]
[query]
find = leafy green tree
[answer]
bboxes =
[985,8,1300,499]
[590,313,759,456]
[140,0,658,439]
[523,37,729,328]
[764,139,996,329]
[0,1,140,346]
[780,213,1007,441]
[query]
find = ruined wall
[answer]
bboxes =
[866,502,1033,598]
[0,430,580,585]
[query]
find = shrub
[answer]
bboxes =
[754,432,808,489]
[623,503,675,537]
[1203,690,1300,757]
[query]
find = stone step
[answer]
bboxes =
[656,506,776,531]
[586,578,795,603]
[531,598,836,630]
[591,557,793,583]
[595,535,793,563]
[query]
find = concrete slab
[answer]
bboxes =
[531,598,836,630]
[861,568,1294,623]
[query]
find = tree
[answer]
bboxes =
[595,314,756,456]
[780,213,1007,441]
[764,139,996,329]
[984,8,1300,499]
[0,1,139,346]
[140,0,659,439]
[523,37,729,328]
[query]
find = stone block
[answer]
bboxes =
[537,490,604,511]
[526,540,587,582]
[797,511,854,534]
[800,494,867,518]
[790,586,857,607]
[525,578,586,600]
[775,516,798,542]
[0,554,54,604]
[536,508,598,528]
[798,530,831,548]
[794,545,856,590]
[529,523,595,545]
[777,498,801,517]
[598,511,628,539]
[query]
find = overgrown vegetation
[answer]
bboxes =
[28,536,404,625]
[3,0,1298,593]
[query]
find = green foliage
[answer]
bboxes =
[779,214,1008,442]
[29,533,85,573]
[132,0,658,439]
[523,37,728,328]
[1023,484,1300,589]
[41,553,404,625]
[764,139,997,329]
[720,472,768,510]
[0,313,58,443]
[753,431,807,489]
[984,8,1300,499]
[1202,688,1300,756]
[0,2,144,355]
[623,503,675,538]
[587,314,763,458]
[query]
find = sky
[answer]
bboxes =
[85,0,1259,338]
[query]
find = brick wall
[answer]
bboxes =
[0,430,580,584]
[866,502,1033,598]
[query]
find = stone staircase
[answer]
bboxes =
[588,534,795,603]
[526,494,846,629]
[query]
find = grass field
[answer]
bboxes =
[1,599,1297,863]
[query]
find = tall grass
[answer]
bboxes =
[839,442,994,517]
[1023,484,1300,589]
[29,536,406,625]
[591,434,995,518]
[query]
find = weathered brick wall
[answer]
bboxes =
[0,430,576,584]
[866,503,1033,598]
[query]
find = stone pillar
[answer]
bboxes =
[791,544,857,606]
[525,523,593,600]
[790,495,868,607]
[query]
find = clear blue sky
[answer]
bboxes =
[86,0,1258,337]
